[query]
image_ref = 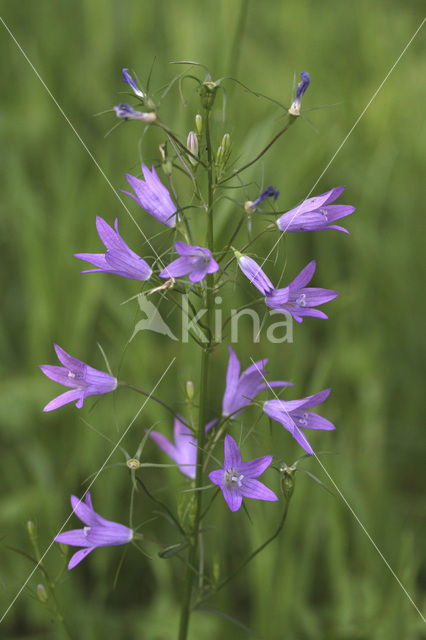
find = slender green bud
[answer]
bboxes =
[216,145,224,167]
[36,584,48,603]
[221,133,230,152]
[212,553,220,586]
[27,520,37,541]
[159,143,173,177]
[186,131,198,166]
[195,114,202,135]
[186,381,194,401]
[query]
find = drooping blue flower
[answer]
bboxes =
[276,187,355,234]
[74,216,152,281]
[122,164,178,227]
[208,435,278,512]
[265,260,339,322]
[40,345,117,411]
[222,345,292,417]
[159,241,219,283]
[289,71,310,116]
[122,68,145,99]
[55,492,133,569]
[263,388,335,455]
[245,186,279,212]
[235,252,274,296]
[114,104,156,123]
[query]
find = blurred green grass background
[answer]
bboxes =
[1,1,425,638]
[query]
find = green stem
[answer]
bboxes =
[178,106,215,640]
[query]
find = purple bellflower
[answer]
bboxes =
[122,164,178,227]
[265,260,339,322]
[74,216,152,281]
[209,435,278,512]
[245,186,279,213]
[149,417,197,479]
[235,252,274,296]
[222,345,292,417]
[40,345,117,412]
[289,71,310,116]
[55,492,133,569]
[122,68,145,99]
[159,241,219,283]
[276,187,355,234]
[114,104,156,123]
[263,388,335,455]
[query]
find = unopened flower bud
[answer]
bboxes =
[289,71,310,117]
[216,145,224,166]
[186,131,199,165]
[36,584,48,603]
[27,520,36,539]
[244,186,279,213]
[114,104,156,123]
[221,133,230,151]
[159,143,173,177]
[186,381,194,400]
[195,114,202,135]
[200,81,218,110]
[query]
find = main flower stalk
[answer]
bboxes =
[178,94,216,640]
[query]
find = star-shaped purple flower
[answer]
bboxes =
[263,388,335,455]
[265,260,339,322]
[276,187,355,234]
[74,216,152,281]
[208,435,278,512]
[149,417,197,479]
[40,345,117,412]
[235,252,274,296]
[122,164,178,227]
[159,241,219,283]
[222,345,292,417]
[55,492,133,569]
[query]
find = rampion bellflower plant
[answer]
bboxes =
[263,388,335,455]
[222,345,292,416]
[40,344,117,411]
[276,186,355,234]
[74,216,152,281]
[123,164,178,227]
[209,435,278,512]
[265,260,339,322]
[55,493,133,569]
[160,241,219,283]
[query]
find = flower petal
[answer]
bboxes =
[289,261,316,290]
[222,346,241,416]
[291,410,335,430]
[222,486,243,512]
[224,435,242,468]
[43,389,83,412]
[240,478,278,502]
[68,547,94,570]
[54,529,92,547]
[238,455,273,478]
[40,365,79,388]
